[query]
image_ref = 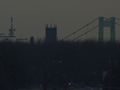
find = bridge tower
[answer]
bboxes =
[99,17,115,42]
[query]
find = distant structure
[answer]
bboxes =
[16,38,28,42]
[30,36,34,45]
[99,17,115,42]
[0,17,16,42]
[0,17,28,42]
[9,17,15,36]
[45,24,57,43]
[0,35,16,42]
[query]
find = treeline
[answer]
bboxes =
[1,40,120,89]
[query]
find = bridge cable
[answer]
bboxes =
[115,22,120,26]
[71,17,115,41]
[115,18,120,21]
[71,25,99,41]
[60,17,99,40]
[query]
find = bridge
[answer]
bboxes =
[61,17,120,42]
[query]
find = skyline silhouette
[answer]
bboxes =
[0,0,120,41]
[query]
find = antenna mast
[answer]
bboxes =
[9,17,15,36]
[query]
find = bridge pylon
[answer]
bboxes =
[99,17,115,42]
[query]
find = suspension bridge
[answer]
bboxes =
[61,17,120,42]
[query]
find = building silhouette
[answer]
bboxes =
[30,36,34,45]
[0,17,16,42]
[0,17,28,42]
[45,24,57,43]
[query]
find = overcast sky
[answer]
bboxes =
[0,0,120,41]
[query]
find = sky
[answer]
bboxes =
[0,0,120,41]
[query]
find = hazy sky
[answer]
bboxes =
[0,0,120,41]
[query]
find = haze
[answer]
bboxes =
[0,0,120,41]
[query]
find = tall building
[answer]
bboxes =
[30,36,34,45]
[45,24,57,43]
